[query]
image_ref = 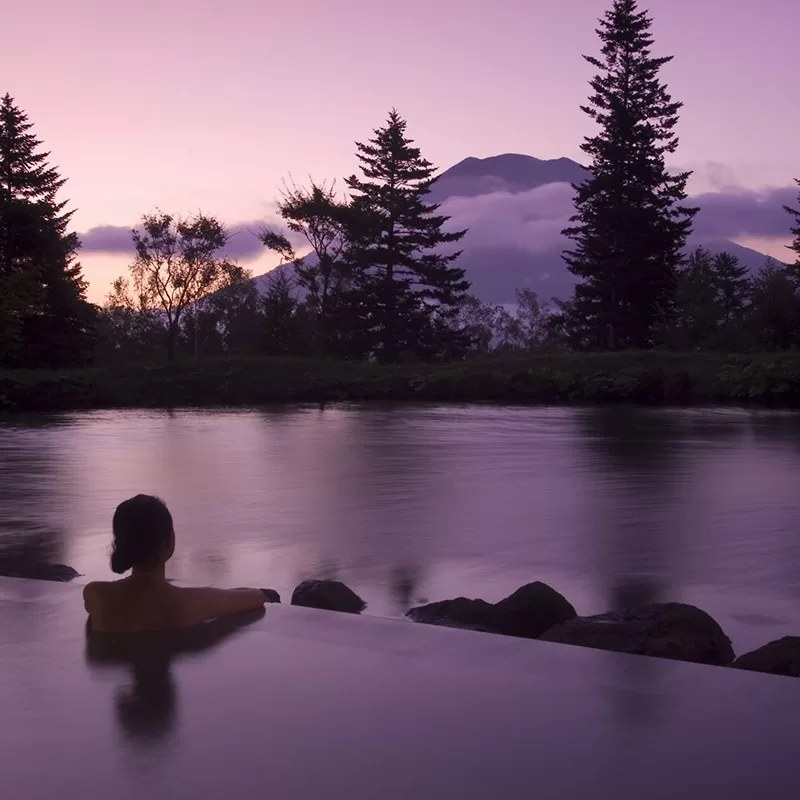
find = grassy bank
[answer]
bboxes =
[2,352,800,412]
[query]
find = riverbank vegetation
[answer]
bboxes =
[2,351,800,411]
[2,1,800,410]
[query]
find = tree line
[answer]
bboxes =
[2,0,800,370]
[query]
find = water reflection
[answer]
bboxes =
[607,654,666,733]
[389,563,423,611]
[579,407,688,611]
[0,423,69,576]
[1,406,800,651]
[277,407,435,603]
[84,609,265,746]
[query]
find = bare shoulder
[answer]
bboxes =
[82,580,118,609]
[83,579,115,595]
[83,580,104,600]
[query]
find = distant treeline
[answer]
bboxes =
[2,0,800,373]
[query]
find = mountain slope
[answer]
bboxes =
[253,153,777,305]
[456,238,774,305]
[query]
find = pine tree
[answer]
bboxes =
[563,0,697,350]
[785,179,800,285]
[260,268,310,356]
[750,258,800,350]
[345,110,469,363]
[669,247,720,348]
[712,252,750,326]
[0,94,95,367]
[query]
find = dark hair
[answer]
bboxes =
[111,495,174,574]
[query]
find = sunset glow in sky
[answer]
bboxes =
[3,0,798,300]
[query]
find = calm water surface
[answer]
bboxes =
[1,404,799,651]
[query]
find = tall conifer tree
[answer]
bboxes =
[784,179,800,285]
[0,94,95,366]
[345,110,469,362]
[712,252,750,326]
[563,0,696,350]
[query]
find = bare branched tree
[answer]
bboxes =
[112,212,246,361]
[260,180,350,352]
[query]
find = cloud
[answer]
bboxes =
[692,185,797,240]
[438,180,797,256]
[79,219,295,261]
[440,182,577,254]
[79,225,133,255]
[79,181,798,266]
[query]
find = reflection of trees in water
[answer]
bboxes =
[606,653,666,731]
[291,560,423,614]
[579,408,688,611]
[576,408,800,728]
[745,412,800,600]
[662,410,800,603]
[294,558,341,584]
[611,578,661,610]
[0,423,68,572]
[286,406,434,613]
[748,411,800,454]
[84,609,265,748]
[389,563,422,611]
[579,408,695,730]
[189,549,231,585]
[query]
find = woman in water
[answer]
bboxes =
[84,494,272,633]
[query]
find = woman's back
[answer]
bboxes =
[85,577,184,633]
[84,495,268,634]
[85,577,268,633]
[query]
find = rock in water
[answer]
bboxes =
[291,580,366,614]
[0,560,79,582]
[406,598,498,632]
[732,637,800,678]
[407,582,576,639]
[540,603,735,666]
[493,582,577,638]
[260,589,281,603]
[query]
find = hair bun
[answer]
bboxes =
[110,546,133,575]
[110,495,174,574]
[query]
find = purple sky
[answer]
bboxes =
[3,0,798,300]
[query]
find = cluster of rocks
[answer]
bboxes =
[406,582,800,678]
[286,577,800,679]
[4,562,798,679]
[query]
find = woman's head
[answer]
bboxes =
[111,495,174,574]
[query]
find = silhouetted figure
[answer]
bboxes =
[83,495,276,633]
[84,608,265,744]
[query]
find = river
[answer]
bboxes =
[1,404,799,653]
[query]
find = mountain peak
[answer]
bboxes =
[430,153,587,202]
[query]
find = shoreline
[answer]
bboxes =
[1,351,800,412]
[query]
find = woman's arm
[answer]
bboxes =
[183,587,267,623]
